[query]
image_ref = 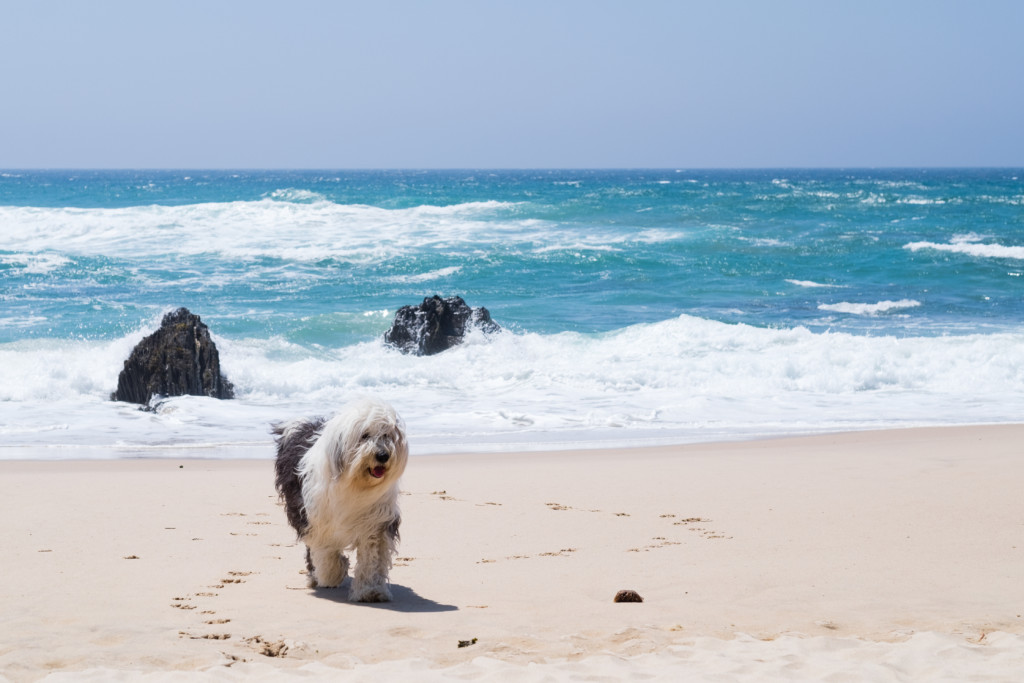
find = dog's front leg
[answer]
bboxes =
[307,546,349,589]
[349,525,396,602]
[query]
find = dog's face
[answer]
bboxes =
[327,398,408,488]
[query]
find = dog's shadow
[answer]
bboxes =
[311,582,458,613]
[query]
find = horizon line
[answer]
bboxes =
[3,166,1023,172]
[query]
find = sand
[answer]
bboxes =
[2,425,1023,681]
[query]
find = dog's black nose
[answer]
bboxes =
[375,450,390,464]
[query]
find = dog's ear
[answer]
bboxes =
[314,419,358,480]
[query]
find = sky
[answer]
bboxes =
[1,1,1022,169]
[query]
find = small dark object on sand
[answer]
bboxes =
[458,637,478,648]
[613,589,644,603]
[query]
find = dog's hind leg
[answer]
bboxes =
[307,546,349,589]
[349,526,396,602]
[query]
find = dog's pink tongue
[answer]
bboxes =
[371,466,386,478]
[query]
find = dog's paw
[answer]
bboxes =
[308,572,346,589]
[349,583,392,603]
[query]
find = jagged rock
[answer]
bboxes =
[112,307,234,405]
[384,295,500,356]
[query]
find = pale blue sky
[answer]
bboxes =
[2,1,1021,168]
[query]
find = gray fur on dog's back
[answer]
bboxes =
[272,416,326,536]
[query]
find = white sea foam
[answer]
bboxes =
[818,300,921,316]
[786,279,844,289]
[3,315,1024,457]
[633,229,682,243]
[897,196,947,205]
[0,315,49,328]
[264,188,329,203]
[0,252,71,274]
[386,266,462,284]
[741,237,786,248]
[905,236,1024,260]
[0,199,526,264]
[532,242,619,254]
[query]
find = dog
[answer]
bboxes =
[273,397,408,602]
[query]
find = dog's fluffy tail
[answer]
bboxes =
[271,417,326,458]
[272,416,326,536]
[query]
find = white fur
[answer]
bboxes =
[288,397,408,602]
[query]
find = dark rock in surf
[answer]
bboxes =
[111,307,235,406]
[384,295,500,356]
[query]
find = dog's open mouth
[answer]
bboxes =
[369,465,387,478]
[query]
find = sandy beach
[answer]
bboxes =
[2,425,1023,681]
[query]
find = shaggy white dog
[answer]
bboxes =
[273,397,408,602]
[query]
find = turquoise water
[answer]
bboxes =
[2,169,1023,456]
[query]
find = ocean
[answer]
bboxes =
[2,168,1023,459]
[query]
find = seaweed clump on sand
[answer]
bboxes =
[613,590,644,603]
